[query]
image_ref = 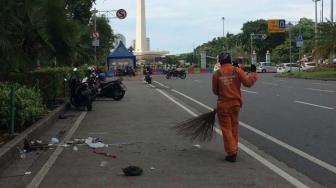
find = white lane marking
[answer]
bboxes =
[294,101,334,110]
[154,80,258,95]
[240,121,336,175]
[305,88,336,93]
[263,82,279,86]
[27,112,87,188]
[312,83,332,86]
[153,81,169,89]
[172,89,213,111]
[241,89,258,94]
[156,89,198,117]
[155,88,308,188]
[171,88,336,176]
[214,128,309,188]
[149,84,156,88]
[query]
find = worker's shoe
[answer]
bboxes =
[225,154,237,162]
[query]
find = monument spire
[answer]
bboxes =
[136,0,146,52]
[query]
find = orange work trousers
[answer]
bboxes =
[217,106,240,156]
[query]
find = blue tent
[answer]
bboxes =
[106,41,136,69]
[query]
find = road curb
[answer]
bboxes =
[0,102,70,174]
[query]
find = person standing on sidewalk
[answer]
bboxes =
[212,52,257,162]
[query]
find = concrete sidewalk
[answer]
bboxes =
[0,79,322,188]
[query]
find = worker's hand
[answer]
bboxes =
[250,64,256,72]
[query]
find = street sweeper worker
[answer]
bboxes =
[212,52,257,162]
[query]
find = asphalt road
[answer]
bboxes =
[1,73,333,187]
[151,73,336,187]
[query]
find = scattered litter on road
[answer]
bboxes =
[150,167,156,171]
[192,144,201,149]
[85,137,108,149]
[93,150,116,159]
[17,147,26,159]
[24,172,32,175]
[73,146,79,151]
[100,161,108,167]
[49,137,60,145]
[123,166,143,176]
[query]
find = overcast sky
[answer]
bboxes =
[95,0,333,55]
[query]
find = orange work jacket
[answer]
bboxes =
[212,64,257,109]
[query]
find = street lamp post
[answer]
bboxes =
[313,0,320,36]
[332,0,334,22]
[94,8,97,64]
[222,17,225,38]
[289,22,293,72]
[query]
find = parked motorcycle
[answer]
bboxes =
[165,69,186,79]
[86,70,126,101]
[68,68,93,111]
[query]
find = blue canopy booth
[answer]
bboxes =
[106,41,136,76]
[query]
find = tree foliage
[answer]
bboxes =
[0,0,115,73]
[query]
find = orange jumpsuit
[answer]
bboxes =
[212,64,257,156]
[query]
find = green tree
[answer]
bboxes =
[314,21,336,62]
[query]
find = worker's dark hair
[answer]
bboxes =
[218,52,231,65]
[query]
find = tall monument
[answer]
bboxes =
[134,0,168,61]
[135,0,147,52]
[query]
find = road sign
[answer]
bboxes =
[116,9,127,19]
[92,39,100,47]
[92,32,99,39]
[296,32,304,48]
[268,19,286,33]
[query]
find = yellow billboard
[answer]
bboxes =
[268,20,286,33]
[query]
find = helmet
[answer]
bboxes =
[98,73,106,81]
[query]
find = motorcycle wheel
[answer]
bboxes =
[180,73,186,79]
[112,88,125,101]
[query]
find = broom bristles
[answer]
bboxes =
[173,109,217,142]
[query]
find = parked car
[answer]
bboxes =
[256,62,277,73]
[301,62,316,71]
[277,63,302,73]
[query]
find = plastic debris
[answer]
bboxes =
[150,167,156,171]
[49,137,60,145]
[100,161,108,167]
[123,166,143,176]
[17,147,26,159]
[24,172,32,175]
[73,146,79,151]
[192,144,201,149]
[85,137,108,149]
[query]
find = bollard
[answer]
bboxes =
[9,86,15,135]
